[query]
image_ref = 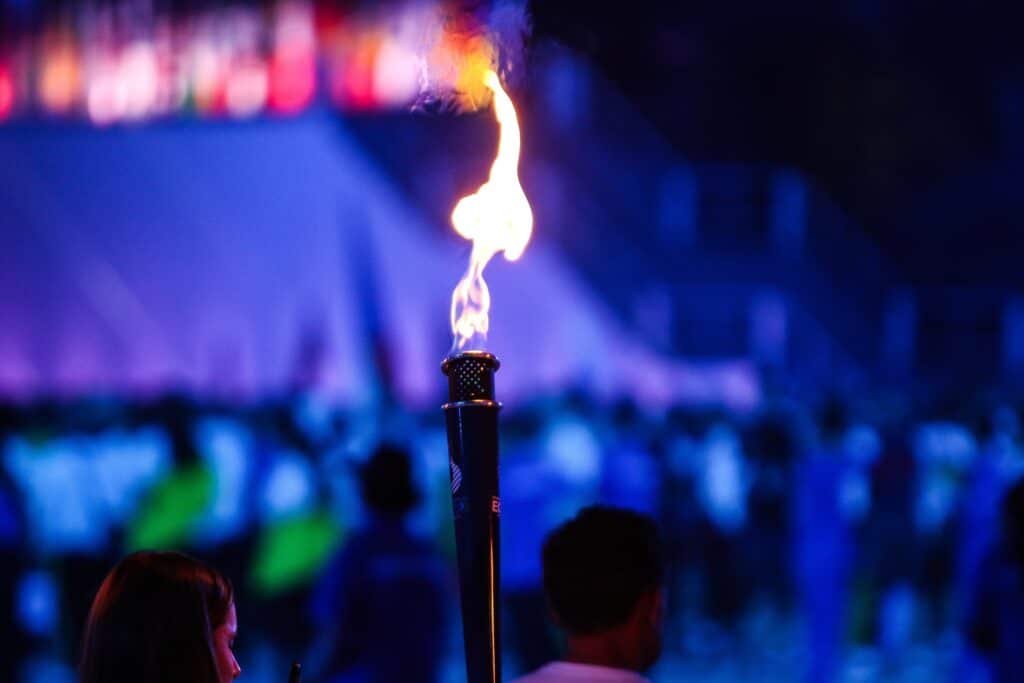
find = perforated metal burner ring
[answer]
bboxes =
[442,351,500,403]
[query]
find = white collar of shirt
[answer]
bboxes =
[516,661,651,683]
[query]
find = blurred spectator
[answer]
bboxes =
[740,410,799,608]
[794,397,855,683]
[307,443,448,683]
[512,505,664,683]
[658,409,705,642]
[966,479,1024,682]
[694,419,748,624]
[947,406,1022,679]
[0,452,27,683]
[864,419,919,660]
[599,400,660,517]
[956,406,1024,614]
[541,397,603,526]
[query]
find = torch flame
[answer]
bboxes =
[450,69,533,351]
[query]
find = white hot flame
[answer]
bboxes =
[449,69,533,351]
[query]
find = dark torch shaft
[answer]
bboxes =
[442,351,502,683]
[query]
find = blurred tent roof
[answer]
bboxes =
[0,112,757,409]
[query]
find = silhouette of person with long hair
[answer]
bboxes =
[79,550,241,683]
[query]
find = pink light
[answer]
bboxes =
[268,48,316,114]
[0,66,14,120]
[120,42,159,120]
[86,58,123,125]
[372,39,419,108]
[269,2,317,115]
[225,58,268,117]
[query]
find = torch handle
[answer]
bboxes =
[444,401,501,683]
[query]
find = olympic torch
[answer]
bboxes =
[443,69,532,683]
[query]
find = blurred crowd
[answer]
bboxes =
[2,384,1024,682]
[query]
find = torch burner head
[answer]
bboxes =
[442,351,500,403]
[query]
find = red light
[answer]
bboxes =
[313,4,347,43]
[328,40,377,111]
[0,67,14,120]
[343,51,376,110]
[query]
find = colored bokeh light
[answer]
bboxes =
[0,66,14,120]
[0,0,505,125]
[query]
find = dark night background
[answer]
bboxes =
[531,0,1024,283]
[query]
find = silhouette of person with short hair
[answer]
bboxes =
[512,505,665,683]
[309,443,448,683]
